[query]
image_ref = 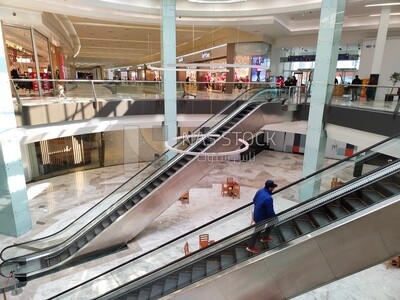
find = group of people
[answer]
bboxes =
[351,74,378,101]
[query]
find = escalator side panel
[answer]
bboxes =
[315,208,394,279]
[374,200,400,256]
[171,260,284,300]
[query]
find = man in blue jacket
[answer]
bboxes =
[246,180,277,254]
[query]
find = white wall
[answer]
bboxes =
[359,37,400,91]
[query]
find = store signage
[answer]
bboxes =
[17,57,31,63]
[280,54,359,62]
[202,51,211,58]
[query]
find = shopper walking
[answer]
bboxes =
[246,180,277,254]
[351,75,362,101]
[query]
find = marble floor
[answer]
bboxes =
[1,150,399,299]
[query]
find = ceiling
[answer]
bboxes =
[1,0,400,69]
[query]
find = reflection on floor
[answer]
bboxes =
[0,151,399,299]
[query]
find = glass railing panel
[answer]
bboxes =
[329,83,400,113]
[277,134,400,205]
[190,87,277,137]
[52,134,400,299]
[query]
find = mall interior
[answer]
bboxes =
[0,1,400,299]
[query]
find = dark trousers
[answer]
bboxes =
[248,224,271,247]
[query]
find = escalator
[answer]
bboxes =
[50,134,400,299]
[0,88,281,281]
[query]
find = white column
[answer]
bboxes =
[161,0,177,142]
[301,0,346,200]
[0,21,32,236]
[371,6,391,74]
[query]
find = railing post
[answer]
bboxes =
[91,80,98,111]
[393,98,400,119]
[10,271,23,296]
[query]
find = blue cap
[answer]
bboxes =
[265,180,277,188]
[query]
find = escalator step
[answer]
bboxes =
[144,186,153,194]
[165,171,174,177]
[342,197,367,211]
[177,270,192,289]
[191,265,206,281]
[77,238,86,248]
[102,219,111,228]
[220,253,235,269]
[86,232,95,242]
[177,160,187,166]
[132,196,141,204]
[206,259,221,276]
[124,202,133,210]
[326,204,350,219]
[362,190,385,204]
[163,277,178,294]
[125,294,138,300]
[235,246,249,263]
[391,173,400,184]
[138,191,148,198]
[310,212,331,227]
[279,225,299,242]
[153,180,162,187]
[376,182,400,197]
[293,219,314,235]
[94,226,102,235]
[47,256,59,267]
[149,282,164,298]
[59,250,69,261]
[110,214,117,222]
[69,245,79,256]
[137,288,150,300]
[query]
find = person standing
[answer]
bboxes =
[351,75,362,101]
[246,180,278,254]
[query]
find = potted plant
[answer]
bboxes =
[385,72,400,101]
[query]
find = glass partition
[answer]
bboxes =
[329,82,400,113]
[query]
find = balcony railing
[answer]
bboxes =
[9,79,400,119]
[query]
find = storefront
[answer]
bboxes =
[4,24,64,96]
[177,42,271,93]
